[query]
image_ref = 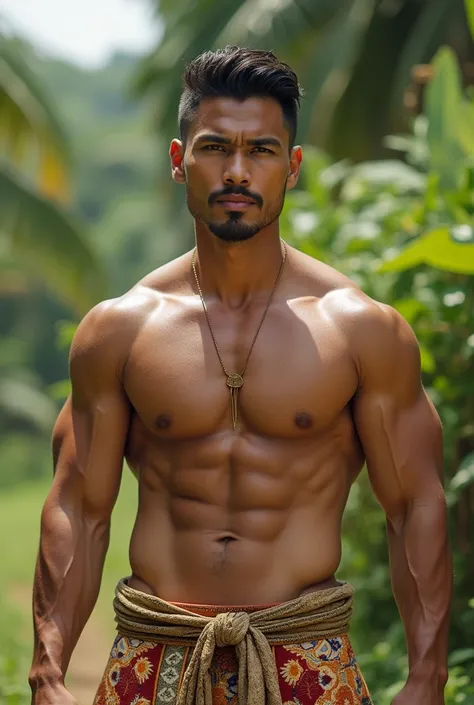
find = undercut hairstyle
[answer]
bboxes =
[178,46,303,149]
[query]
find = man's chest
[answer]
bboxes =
[122,297,359,439]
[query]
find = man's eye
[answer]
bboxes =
[252,147,273,154]
[203,145,226,152]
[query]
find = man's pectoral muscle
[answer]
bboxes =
[29,301,132,704]
[352,302,451,701]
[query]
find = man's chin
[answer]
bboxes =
[208,221,260,243]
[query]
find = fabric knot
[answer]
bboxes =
[213,611,250,647]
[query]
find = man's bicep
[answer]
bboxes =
[52,304,132,519]
[354,388,443,518]
[70,389,130,519]
[352,307,444,521]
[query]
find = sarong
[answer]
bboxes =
[93,580,372,705]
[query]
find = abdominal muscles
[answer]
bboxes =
[127,427,358,605]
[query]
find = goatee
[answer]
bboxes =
[208,213,261,243]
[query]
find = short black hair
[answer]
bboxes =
[179,46,302,148]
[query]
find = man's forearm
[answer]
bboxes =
[29,496,110,695]
[387,495,452,687]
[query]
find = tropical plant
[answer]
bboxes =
[0,36,106,311]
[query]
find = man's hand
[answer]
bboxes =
[32,683,79,705]
[391,676,445,705]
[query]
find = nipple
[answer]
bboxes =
[156,414,172,430]
[295,412,313,429]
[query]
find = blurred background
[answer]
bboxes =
[1,0,474,703]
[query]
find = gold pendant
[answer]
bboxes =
[226,374,243,429]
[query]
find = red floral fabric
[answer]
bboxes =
[93,633,372,705]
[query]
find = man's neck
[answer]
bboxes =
[193,223,285,309]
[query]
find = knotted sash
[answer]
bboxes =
[114,578,354,705]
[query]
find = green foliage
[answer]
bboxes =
[0,166,107,313]
[0,595,30,705]
[426,48,465,189]
[0,36,70,186]
[0,37,106,312]
[380,226,474,274]
[466,0,474,40]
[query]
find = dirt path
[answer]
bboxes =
[10,584,112,705]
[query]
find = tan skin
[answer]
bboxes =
[30,97,451,705]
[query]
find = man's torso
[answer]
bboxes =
[97,246,373,604]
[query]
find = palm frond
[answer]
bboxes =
[295,0,375,144]
[0,164,107,313]
[133,1,242,120]
[390,0,456,117]
[0,37,70,200]
[327,0,429,159]
[217,0,350,47]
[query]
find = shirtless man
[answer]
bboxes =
[30,47,451,705]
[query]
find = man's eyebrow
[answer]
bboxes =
[194,134,282,148]
[195,133,232,145]
[247,137,282,148]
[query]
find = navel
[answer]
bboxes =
[294,412,313,430]
[217,536,237,545]
[156,414,172,430]
[212,536,237,574]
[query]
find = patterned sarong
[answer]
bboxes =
[93,595,372,705]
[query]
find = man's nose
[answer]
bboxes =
[223,152,251,185]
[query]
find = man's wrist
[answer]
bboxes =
[28,667,64,694]
[408,661,448,691]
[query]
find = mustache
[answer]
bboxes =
[208,186,263,208]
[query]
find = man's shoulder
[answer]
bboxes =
[294,251,418,366]
[69,288,160,375]
[70,253,192,365]
[320,286,419,383]
[292,248,374,315]
[321,285,416,351]
[295,250,409,334]
[73,288,157,347]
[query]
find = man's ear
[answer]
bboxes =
[286,145,302,190]
[170,139,185,183]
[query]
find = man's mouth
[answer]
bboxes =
[216,195,255,209]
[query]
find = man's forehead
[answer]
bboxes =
[190,97,288,141]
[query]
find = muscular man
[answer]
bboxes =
[30,47,451,705]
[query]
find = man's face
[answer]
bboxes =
[170,97,302,243]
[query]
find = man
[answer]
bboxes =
[30,47,451,705]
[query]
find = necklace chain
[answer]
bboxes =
[192,242,286,379]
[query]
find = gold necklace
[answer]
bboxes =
[192,242,287,430]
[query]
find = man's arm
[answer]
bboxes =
[29,301,132,704]
[351,302,452,705]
